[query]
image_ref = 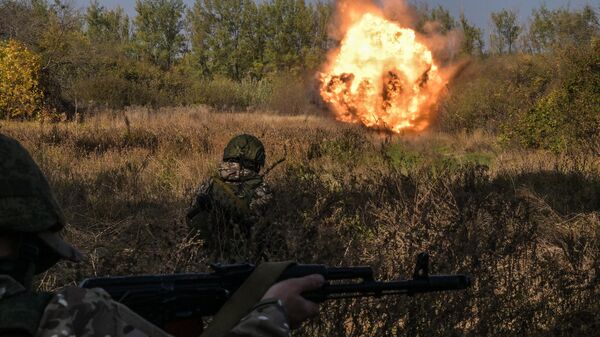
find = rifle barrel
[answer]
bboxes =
[305,275,470,302]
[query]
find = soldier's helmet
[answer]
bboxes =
[223,134,266,172]
[0,134,83,273]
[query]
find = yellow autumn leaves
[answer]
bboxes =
[0,40,43,119]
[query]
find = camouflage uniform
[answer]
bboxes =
[187,135,273,261]
[190,161,273,221]
[0,133,291,337]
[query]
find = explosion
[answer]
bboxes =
[319,11,447,133]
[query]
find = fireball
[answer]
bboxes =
[320,12,446,133]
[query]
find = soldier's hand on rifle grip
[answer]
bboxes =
[262,274,325,329]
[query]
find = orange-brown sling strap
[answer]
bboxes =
[200,261,294,337]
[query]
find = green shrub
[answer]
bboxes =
[73,59,195,109]
[438,54,551,133]
[193,76,253,109]
[504,42,600,152]
[439,40,599,154]
[189,74,312,114]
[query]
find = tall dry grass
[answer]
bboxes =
[1,107,599,336]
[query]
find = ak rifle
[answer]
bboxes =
[80,253,470,332]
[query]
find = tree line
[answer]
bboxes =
[0,0,336,113]
[0,0,598,120]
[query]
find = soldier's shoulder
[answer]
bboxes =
[37,287,169,337]
[37,287,114,336]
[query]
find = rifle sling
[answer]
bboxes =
[200,261,294,337]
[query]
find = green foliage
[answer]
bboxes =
[440,40,599,154]
[422,5,457,34]
[522,5,600,53]
[187,73,312,114]
[73,59,193,108]
[260,0,330,74]
[506,42,600,152]
[134,0,185,70]
[382,140,494,174]
[308,128,372,165]
[11,0,89,112]
[187,0,261,80]
[194,76,258,109]
[459,13,484,56]
[382,143,423,172]
[0,0,114,113]
[86,1,130,44]
[491,9,522,54]
[439,54,551,132]
[415,4,454,34]
[188,0,331,80]
[0,0,50,45]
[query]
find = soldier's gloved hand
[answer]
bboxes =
[262,274,325,329]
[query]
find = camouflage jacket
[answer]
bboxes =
[0,275,291,337]
[187,162,273,222]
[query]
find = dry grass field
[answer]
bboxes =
[1,107,599,336]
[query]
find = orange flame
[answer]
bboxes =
[319,12,446,133]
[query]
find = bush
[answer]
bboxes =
[193,77,257,110]
[0,40,43,119]
[505,42,600,152]
[72,59,197,109]
[438,54,551,133]
[191,74,313,114]
[439,40,599,153]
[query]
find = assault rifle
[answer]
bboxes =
[80,253,469,335]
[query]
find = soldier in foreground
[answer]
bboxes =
[0,134,323,337]
[187,134,274,261]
